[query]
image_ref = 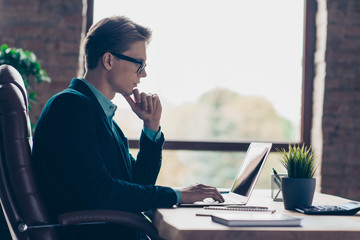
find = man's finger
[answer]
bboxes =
[147,95,153,113]
[140,92,148,111]
[123,95,135,109]
[212,190,225,202]
[133,88,141,103]
[195,184,224,202]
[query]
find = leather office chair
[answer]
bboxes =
[0,64,160,240]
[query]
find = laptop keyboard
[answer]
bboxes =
[201,197,238,204]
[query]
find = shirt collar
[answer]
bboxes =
[77,78,117,123]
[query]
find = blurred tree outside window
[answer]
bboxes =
[94,0,304,187]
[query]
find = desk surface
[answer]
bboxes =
[153,189,360,240]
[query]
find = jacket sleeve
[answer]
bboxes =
[33,92,177,213]
[130,131,165,185]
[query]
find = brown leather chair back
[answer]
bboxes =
[0,64,56,240]
[0,64,161,240]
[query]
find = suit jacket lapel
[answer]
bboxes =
[68,79,132,179]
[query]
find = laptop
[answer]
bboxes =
[178,142,272,207]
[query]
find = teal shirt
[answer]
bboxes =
[78,78,160,140]
[77,78,181,203]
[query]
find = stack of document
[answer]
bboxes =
[211,213,302,227]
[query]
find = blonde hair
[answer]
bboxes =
[84,16,152,70]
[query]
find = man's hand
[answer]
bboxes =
[124,89,162,131]
[179,184,225,204]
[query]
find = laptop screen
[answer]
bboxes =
[230,142,272,197]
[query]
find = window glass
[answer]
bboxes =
[94,0,304,142]
[129,148,286,188]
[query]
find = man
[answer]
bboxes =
[32,16,223,239]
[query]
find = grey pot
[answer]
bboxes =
[281,177,316,210]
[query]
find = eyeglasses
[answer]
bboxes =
[110,52,146,74]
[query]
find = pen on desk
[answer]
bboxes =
[272,168,281,188]
[272,168,282,199]
[196,213,212,217]
[272,168,281,181]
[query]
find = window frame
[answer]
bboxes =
[86,0,316,152]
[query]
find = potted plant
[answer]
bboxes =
[276,144,318,210]
[0,43,51,111]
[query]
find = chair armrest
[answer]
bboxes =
[58,210,160,240]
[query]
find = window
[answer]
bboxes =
[89,0,315,187]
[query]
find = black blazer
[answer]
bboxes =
[32,78,177,220]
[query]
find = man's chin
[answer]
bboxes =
[121,91,132,97]
[126,91,134,96]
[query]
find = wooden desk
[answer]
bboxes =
[153,190,360,240]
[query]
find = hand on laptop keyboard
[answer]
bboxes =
[202,198,219,204]
[199,197,237,205]
[178,184,225,204]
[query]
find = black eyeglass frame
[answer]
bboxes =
[109,52,146,74]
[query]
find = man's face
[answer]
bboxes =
[107,41,147,96]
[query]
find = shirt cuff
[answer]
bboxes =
[173,188,182,203]
[143,126,162,142]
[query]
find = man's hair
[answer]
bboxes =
[84,16,152,70]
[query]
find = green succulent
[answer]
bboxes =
[276,144,318,178]
[0,44,51,109]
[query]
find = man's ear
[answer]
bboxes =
[102,52,112,70]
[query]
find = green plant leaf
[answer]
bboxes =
[276,144,318,178]
[0,43,51,112]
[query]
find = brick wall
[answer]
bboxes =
[0,0,86,124]
[315,0,360,200]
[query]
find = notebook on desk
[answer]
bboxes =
[178,142,272,207]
